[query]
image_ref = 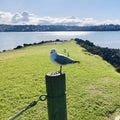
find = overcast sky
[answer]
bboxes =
[0,0,120,25]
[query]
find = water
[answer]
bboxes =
[0,31,120,51]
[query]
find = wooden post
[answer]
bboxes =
[45,72,67,120]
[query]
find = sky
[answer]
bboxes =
[0,0,120,25]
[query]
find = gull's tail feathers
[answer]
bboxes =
[74,61,80,64]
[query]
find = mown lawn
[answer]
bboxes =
[0,40,120,120]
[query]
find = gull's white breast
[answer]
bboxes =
[50,53,57,64]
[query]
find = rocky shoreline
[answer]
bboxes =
[75,38,120,73]
[0,39,67,52]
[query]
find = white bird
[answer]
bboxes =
[50,48,80,73]
[115,116,120,120]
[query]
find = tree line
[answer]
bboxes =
[1,24,120,32]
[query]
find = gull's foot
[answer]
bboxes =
[50,71,60,75]
[56,70,62,74]
[53,71,62,75]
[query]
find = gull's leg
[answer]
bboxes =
[60,66,62,73]
[55,66,62,74]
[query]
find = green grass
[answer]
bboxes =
[0,40,120,120]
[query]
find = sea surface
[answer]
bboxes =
[0,31,120,51]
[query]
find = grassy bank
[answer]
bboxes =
[0,40,120,120]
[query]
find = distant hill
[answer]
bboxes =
[0,24,120,32]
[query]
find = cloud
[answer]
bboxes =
[11,12,39,24]
[100,19,120,25]
[38,16,97,26]
[0,11,13,24]
[0,11,120,26]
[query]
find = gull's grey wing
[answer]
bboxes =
[55,54,76,65]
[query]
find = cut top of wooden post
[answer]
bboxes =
[45,72,66,97]
[46,72,64,77]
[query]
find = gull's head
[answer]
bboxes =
[50,48,57,55]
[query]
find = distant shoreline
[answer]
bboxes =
[1,24,120,32]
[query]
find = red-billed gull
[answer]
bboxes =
[50,48,80,73]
